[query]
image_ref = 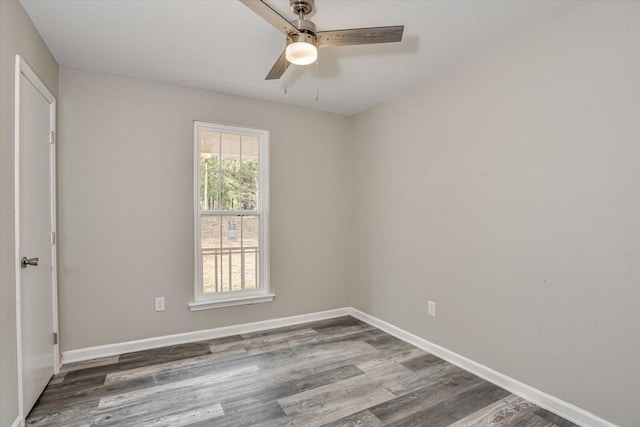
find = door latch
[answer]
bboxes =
[21,257,39,268]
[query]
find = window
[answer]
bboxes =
[190,121,272,310]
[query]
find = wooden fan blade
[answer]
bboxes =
[266,50,290,80]
[239,0,297,35]
[317,25,404,48]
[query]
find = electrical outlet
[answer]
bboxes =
[428,300,436,317]
[155,297,165,312]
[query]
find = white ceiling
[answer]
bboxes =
[21,0,582,115]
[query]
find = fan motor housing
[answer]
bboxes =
[286,31,317,48]
[291,18,316,34]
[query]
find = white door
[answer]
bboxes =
[16,56,58,417]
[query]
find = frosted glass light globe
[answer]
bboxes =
[285,41,318,65]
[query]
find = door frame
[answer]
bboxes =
[14,54,59,423]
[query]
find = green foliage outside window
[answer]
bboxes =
[200,156,258,210]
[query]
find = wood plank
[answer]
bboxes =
[25,398,98,427]
[93,391,224,426]
[369,366,485,424]
[48,372,66,385]
[447,394,537,426]
[401,353,446,371]
[320,409,382,427]
[510,414,559,427]
[534,407,580,427]
[104,349,247,385]
[240,327,318,346]
[288,323,377,347]
[270,363,410,426]
[383,360,467,395]
[210,401,286,427]
[382,381,511,427]
[61,355,120,373]
[138,403,224,427]
[222,364,365,414]
[98,366,258,410]
[317,26,404,48]
[91,368,257,425]
[31,374,109,412]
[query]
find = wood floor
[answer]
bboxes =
[26,316,577,427]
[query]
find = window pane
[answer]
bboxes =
[242,216,260,290]
[201,215,260,293]
[241,136,259,173]
[200,169,219,210]
[201,215,222,249]
[241,174,258,210]
[221,133,240,172]
[200,131,220,169]
[221,172,241,210]
[201,215,222,294]
[200,131,221,211]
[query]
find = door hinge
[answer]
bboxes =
[48,130,55,144]
[50,231,56,245]
[53,332,58,345]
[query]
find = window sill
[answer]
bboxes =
[188,293,276,311]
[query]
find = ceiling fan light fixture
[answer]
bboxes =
[239,0,404,80]
[286,41,317,65]
[285,32,318,65]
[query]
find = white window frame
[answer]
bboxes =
[189,121,273,311]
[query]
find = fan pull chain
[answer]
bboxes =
[315,59,319,102]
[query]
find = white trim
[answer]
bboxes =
[192,121,200,300]
[14,55,59,425]
[349,308,618,427]
[62,307,351,364]
[14,52,23,427]
[50,87,59,376]
[192,120,271,307]
[11,415,23,427]
[188,293,275,311]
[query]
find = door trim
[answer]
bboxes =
[14,54,59,424]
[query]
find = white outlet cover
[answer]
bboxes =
[155,297,165,312]
[428,301,436,317]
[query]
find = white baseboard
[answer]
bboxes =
[61,306,616,427]
[62,307,351,364]
[349,308,617,427]
[11,415,23,427]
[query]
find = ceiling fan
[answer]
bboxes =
[239,0,404,80]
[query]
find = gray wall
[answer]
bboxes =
[350,2,639,426]
[0,0,59,425]
[57,67,352,351]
